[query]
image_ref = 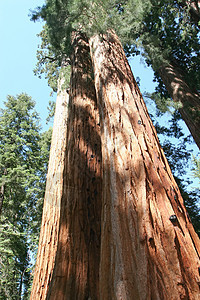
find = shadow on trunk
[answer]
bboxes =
[45,33,102,300]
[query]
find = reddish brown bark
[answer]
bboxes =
[31,33,102,299]
[30,67,69,299]
[31,29,200,300]
[89,31,200,299]
[158,61,200,149]
[45,33,102,300]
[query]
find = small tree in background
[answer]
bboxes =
[0,93,51,299]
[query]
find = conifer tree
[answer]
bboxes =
[0,93,50,299]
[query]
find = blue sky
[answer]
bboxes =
[0,0,156,132]
[0,0,55,131]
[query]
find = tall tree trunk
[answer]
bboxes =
[31,33,102,299]
[89,31,200,299]
[31,29,200,299]
[30,65,69,299]
[158,61,200,149]
[19,267,26,300]
[46,32,102,300]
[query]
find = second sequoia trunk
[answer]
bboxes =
[45,33,102,299]
[89,31,200,300]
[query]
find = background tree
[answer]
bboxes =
[117,0,200,149]
[0,93,51,299]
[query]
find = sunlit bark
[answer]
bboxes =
[30,65,69,299]
[31,33,102,299]
[90,31,200,299]
[45,32,102,300]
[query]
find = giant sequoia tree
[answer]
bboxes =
[31,1,200,299]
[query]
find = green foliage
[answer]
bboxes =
[30,1,143,91]
[0,222,30,299]
[121,0,200,93]
[31,0,139,59]
[0,94,51,299]
[46,100,56,124]
[31,0,200,100]
[33,25,61,93]
[192,155,200,182]
[59,64,71,91]
[176,179,200,236]
[31,0,118,52]
[33,24,72,92]
[144,92,183,115]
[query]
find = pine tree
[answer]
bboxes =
[0,93,50,299]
